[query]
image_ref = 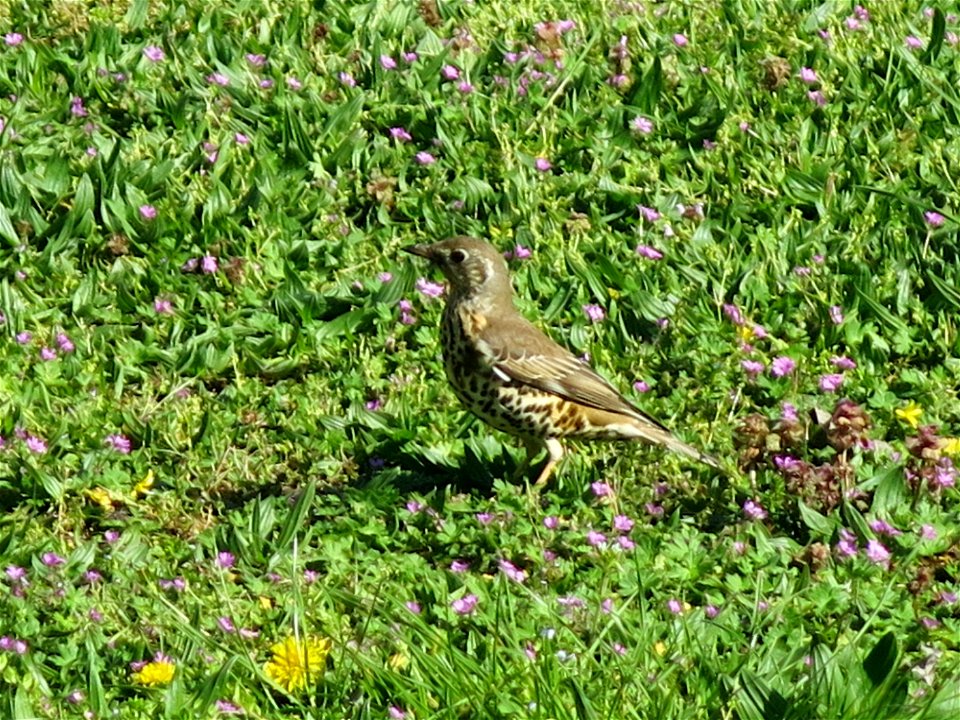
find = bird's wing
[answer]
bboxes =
[480,315,671,432]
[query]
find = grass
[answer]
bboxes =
[0,0,958,717]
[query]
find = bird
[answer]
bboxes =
[404,236,718,485]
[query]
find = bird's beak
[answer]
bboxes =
[403,243,433,260]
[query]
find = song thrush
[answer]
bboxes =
[405,236,718,484]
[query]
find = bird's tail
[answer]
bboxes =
[625,416,720,469]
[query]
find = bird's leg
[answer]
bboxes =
[533,438,565,486]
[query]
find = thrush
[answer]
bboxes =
[404,236,718,484]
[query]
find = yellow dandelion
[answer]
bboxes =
[132,658,175,686]
[943,438,960,456]
[264,635,332,692]
[132,470,154,498]
[388,651,409,671]
[895,401,923,429]
[85,487,119,512]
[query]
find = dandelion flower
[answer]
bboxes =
[132,654,176,686]
[264,636,332,692]
[895,401,923,428]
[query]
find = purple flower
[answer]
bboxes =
[819,374,844,392]
[201,255,218,274]
[722,303,744,325]
[626,115,654,136]
[39,347,57,361]
[25,435,47,454]
[924,211,945,227]
[869,519,902,537]
[42,552,66,567]
[831,356,856,370]
[415,278,445,298]
[451,594,478,615]
[365,398,382,411]
[905,35,923,49]
[645,502,664,517]
[582,304,605,323]
[139,205,157,220]
[338,72,356,87]
[16,331,32,345]
[512,245,532,260]
[143,45,165,62]
[845,17,863,31]
[389,127,412,143]
[475,512,494,526]
[5,566,26,583]
[705,604,720,619]
[934,459,956,489]
[457,81,474,94]
[534,157,552,172]
[633,380,650,393]
[591,481,612,497]
[105,434,131,454]
[673,34,688,47]
[246,53,266,67]
[586,530,607,547]
[450,560,470,573]
[741,360,764,378]
[617,535,635,550]
[216,700,244,714]
[742,499,767,521]
[770,356,796,378]
[613,515,634,532]
[403,52,418,63]
[798,67,818,84]
[543,515,559,529]
[405,601,421,615]
[498,559,527,583]
[920,524,938,540]
[379,55,397,70]
[378,272,393,283]
[70,96,88,117]
[207,72,230,86]
[259,78,274,89]
[666,598,683,614]
[388,707,406,720]
[865,539,891,569]
[441,65,460,81]
[829,305,844,325]
[286,76,302,90]
[4,32,24,46]
[217,551,235,568]
[154,297,174,314]
[635,244,663,260]
[415,151,435,166]
[218,617,236,633]
[807,90,827,107]
[405,499,423,514]
[638,205,660,222]
[55,333,74,353]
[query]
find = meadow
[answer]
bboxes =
[0,0,958,718]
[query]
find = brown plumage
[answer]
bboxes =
[405,236,718,484]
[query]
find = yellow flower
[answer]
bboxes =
[258,596,273,610]
[895,402,923,428]
[388,651,409,671]
[736,324,754,343]
[653,641,667,656]
[85,487,118,512]
[943,438,960,456]
[132,470,154,497]
[264,636,332,692]
[132,659,175,686]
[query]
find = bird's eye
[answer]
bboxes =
[449,250,467,264]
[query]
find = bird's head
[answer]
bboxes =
[404,236,513,300]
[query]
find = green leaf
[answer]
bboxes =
[862,632,898,688]
[276,480,316,550]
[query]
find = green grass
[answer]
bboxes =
[1,0,958,717]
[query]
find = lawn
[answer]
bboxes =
[0,0,958,718]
